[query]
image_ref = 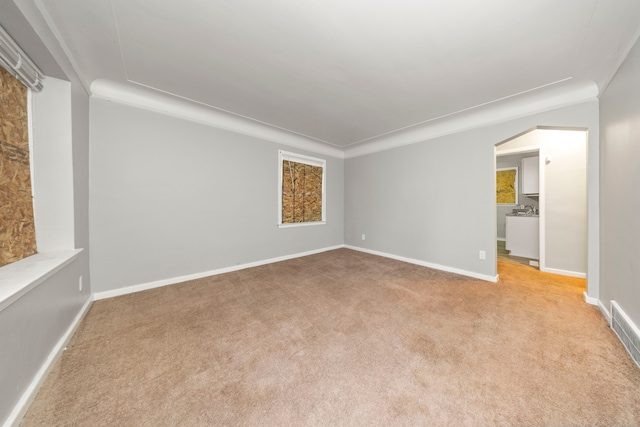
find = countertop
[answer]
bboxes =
[506,213,539,217]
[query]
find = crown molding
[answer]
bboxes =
[90,79,345,159]
[91,78,599,162]
[597,23,640,97]
[343,79,599,159]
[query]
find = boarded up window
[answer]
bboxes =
[496,168,518,205]
[0,66,37,266]
[279,151,325,225]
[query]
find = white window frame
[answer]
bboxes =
[278,150,326,228]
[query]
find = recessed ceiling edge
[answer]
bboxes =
[90,79,345,159]
[91,78,598,161]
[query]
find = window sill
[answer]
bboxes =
[0,249,82,313]
[278,221,326,228]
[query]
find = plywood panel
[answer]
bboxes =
[496,169,517,204]
[282,160,322,223]
[0,66,37,266]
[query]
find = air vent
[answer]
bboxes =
[611,301,640,369]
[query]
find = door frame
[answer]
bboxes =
[495,145,546,271]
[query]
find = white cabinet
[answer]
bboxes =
[506,216,539,259]
[521,156,539,195]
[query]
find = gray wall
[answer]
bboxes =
[89,98,344,294]
[345,101,599,283]
[496,152,540,240]
[0,257,88,424]
[600,35,640,325]
[0,1,91,424]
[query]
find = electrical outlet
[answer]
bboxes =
[362,234,366,241]
[79,275,83,292]
[479,250,486,260]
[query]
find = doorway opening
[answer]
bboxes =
[495,127,588,279]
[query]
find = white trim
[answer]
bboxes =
[277,150,326,226]
[0,24,44,91]
[93,245,344,300]
[0,249,82,313]
[583,291,599,306]
[597,22,640,95]
[343,82,598,159]
[90,79,599,161]
[496,237,506,242]
[583,292,611,324]
[94,245,504,300]
[28,90,35,197]
[540,266,586,278]
[278,221,326,229]
[345,245,499,283]
[494,143,545,272]
[25,0,91,93]
[599,300,611,324]
[495,144,542,156]
[537,148,546,272]
[91,79,344,159]
[4,296,93,427]
[611,300,640,341]
[279,150,326,167]
[610,300,640,370]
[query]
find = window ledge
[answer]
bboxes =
[278,221,326,228]
[0,249,83,313]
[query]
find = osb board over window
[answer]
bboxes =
[496,169,517,204]
[282,161,322,223]
[0,66,37,267]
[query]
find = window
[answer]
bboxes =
[278,150,326,227]
[496,167,518,205]
[0,66,37,266]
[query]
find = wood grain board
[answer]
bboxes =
[0,66,37,267]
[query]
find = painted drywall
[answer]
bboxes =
[497,129,588,275]
[0,2,92,424]
[496,152,540,240]
[0,257,88,425]
[345,101,598,285]
[89,98,344,294]
[600,34,640,326]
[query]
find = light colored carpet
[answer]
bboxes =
[20,249,640,426]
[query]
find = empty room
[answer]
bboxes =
[1,0,640,425]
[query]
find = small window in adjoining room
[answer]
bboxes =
[496,167,518,205]
[0,66,37,266]
[278,150,326,227]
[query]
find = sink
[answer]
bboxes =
[507,212,539,217]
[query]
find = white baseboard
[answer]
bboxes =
[583,291,611,325]
[540,266,586,278]
[583,292,611,323]
[345,245,499,283]
[5,296,93,427]
[583,291,599,306]
[93,245,345,300]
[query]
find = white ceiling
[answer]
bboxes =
[28,0,640,149]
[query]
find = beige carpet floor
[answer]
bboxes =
[21,249,640,426]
